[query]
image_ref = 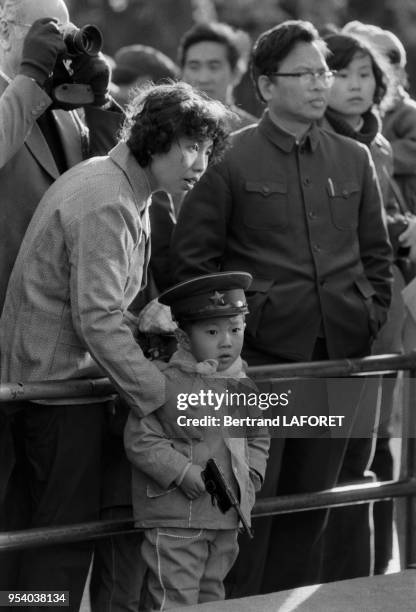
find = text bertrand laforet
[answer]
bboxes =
[175,389,345,428]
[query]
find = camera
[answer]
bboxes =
[50,23,104,109]
[59,23,103,57]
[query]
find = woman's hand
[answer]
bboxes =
[399,215,416,261]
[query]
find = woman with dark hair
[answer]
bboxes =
[323,33,391,193]
[122,80,231,168]
[0,81,233,606]
[320,33,405,582]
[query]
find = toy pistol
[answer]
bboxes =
[201,458,253,538]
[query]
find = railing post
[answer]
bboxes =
[405,367,416,569]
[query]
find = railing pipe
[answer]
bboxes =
[1,352,415,567]
[1,353,416,402]
[1,479,415,552]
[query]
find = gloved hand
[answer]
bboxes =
[70,52,111,107]
[19,18,66,86]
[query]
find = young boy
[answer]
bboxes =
[124,271,269,610]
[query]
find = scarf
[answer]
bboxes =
[324,107,380,147]
[168,346,246,379]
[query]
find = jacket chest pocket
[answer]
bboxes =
[243,181,288,230]
[328,181,360,230]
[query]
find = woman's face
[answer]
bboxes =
[328,51,377,124]
[149,136,213,196]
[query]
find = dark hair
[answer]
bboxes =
[121,81,234,167]
[324,34,388,104]
[178,22,244,71]
[250,20,325,101]
[112,44,179,85]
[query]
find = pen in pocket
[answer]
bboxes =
[327,177,335,196]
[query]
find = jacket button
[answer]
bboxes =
[262,186,270,194]
[313,243,321,252]
[308,210,316,219]
[303,177,311,186]
[342,189,349,198]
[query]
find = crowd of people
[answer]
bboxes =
[1,0,416,611]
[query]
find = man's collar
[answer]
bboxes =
[258,110,320,152]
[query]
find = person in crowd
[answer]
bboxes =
[111,43,179,108]
[124,271,269,610]
[343,21,416,215]
[0,0,122,313]
[319,31,406,580]
[138,22,257,302]
[170,20,393,596]
[178,21,257,130]
[343,21,416,574]
[0,0,123,594]
[0,81,232,610]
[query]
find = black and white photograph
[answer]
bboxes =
[1,1,416,610]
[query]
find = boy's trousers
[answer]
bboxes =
[141,527,239,610]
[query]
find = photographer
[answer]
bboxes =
[0,0,122,312]
[0,0,122,600]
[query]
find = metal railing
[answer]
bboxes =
[1,352,416,569]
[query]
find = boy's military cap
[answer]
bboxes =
[159,271,252,321]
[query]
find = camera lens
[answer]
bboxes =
[62,23,103,56]
[76,25,103,56]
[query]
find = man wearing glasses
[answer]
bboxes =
[171,20,392,596]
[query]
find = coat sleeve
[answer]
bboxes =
[247,434,270,491]
[67,200,166,417]
[358,146,393,326]
[170,161,233,283]
[0,75,52,168]
[124,411,191,489]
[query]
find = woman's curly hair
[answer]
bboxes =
[120,81,235,166]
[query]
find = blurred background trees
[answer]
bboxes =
[66,0,416,111]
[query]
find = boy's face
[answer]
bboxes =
[186,314,245,371]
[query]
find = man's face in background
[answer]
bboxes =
[181,40,238,104]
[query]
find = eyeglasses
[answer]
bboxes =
[269,69,337,87]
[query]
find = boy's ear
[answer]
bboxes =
[175,327,191,351]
